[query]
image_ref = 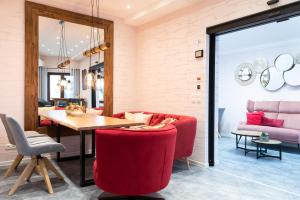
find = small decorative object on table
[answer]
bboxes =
[65,103,85,117]
[260,132,269,141]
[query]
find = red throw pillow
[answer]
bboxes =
[261,117,284,128]
[55,107,65,110]
[246,112,264,125]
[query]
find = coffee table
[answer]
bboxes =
[253,139,282,160]
[231,130,262,155]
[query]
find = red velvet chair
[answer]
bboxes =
[112,111,197,168]
[94,125,177,199]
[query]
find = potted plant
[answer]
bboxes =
[260,132,269,142]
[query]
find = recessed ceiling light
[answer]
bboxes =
[70,49,74,51]
[56,42,60,45]
[86,35,90,39]
[74,44,79,48]
[80,40,84,44]
[41,44,45,47]
[50,52,54,55]
[94,29,97,33]
[47,48,51,51]
[56,36,60,40]
[67,51,70,54]
[127,4,131,9]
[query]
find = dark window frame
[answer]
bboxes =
[206,1,300,166]
[47,72,70,101]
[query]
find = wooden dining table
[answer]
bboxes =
[39,110,143,187]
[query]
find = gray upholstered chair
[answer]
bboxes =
[0,113,46,178]
[5,116,65,196]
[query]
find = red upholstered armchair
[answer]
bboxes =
[112,111,197,168]
[94,125,177,199]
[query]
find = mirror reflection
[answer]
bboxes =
[234,63,256,85]
[260,67,285,91]
[38,16,105,126]
[284,64,300,86]
[274,54,294,72]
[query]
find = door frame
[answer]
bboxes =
[206,1,300,166]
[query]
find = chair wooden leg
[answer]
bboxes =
[8,158,36,196]
[3,154,24,178]
[44,157,64,180]
[39,158,53,194]
[185,158,190,170]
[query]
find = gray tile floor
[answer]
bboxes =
[1,136,300,200]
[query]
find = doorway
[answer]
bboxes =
[207,1,300,166]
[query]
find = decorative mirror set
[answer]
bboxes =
[235,53,300,91]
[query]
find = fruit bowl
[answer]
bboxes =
[66,110,84,117]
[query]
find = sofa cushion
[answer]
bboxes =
[277,113,300,130]
[279,101,300,114]
[253,101,280,113]
[149,114,165,126]
[125,112,153,125]
[238,122,300,143]
[261,117,284,128]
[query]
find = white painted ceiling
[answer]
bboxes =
[34,0,202,26]
[39,16,104,59]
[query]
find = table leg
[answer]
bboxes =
[80,131,95,187]
[280,145,282,160]
[244,136,247,156]
[80,131,86,186]
[256,144,259,159]
[56,124,61,162]
[92,130,95,157]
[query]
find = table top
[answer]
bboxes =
[231,130,262,137]
[39,110,143,131]
[252,139,282,145]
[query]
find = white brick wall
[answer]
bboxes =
[135,0,298,165]
[0,0,137,163]
[0,0,298,165]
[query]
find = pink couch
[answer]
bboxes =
[238,100,300,144]
[109,111,197,160]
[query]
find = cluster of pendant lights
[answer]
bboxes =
[86,0,109,90]
[56,20,72,91]
[56,0,110,91]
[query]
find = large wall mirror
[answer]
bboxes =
[25,1,113,131]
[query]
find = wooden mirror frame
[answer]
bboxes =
[25,1,114,131]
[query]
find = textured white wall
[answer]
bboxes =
[0,0,298,165]
[0,0,137,163]
[135,0,298,165]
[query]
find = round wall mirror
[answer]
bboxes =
[234,63,256,86]
[260,67,285,91]
[284,64,300,86]
[274,54,294,72]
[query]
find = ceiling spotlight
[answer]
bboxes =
[86,35,90,39]
[56,36,60,40]
[127,4,131,9]
[50,52,54,55]
[80,40,84,44]
[67,51,71,54]
[70,49,74,51]
[41,44,45,47]
[47,48,51,51]
[74,44,79,48]
[94,29,97,33]
[56,42,60,45]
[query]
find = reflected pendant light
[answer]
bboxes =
[56,20,72,90]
